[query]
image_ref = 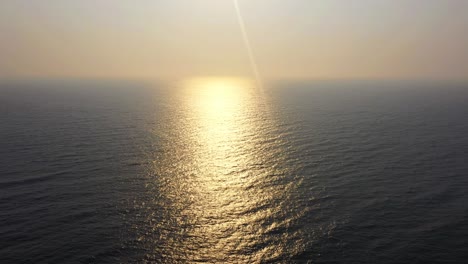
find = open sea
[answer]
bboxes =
[1,79,468,263]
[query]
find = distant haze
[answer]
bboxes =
[1,0,467,81]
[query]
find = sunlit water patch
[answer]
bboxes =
[128,78,308,262]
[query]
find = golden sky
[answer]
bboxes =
[1,0,467,81]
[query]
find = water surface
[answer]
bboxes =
[1,79,468,263]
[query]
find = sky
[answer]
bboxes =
[1,0,467,81]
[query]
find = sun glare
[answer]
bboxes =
[183,77,253,91]
[182,77,253,114]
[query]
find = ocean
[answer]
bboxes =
[1,79,468,263]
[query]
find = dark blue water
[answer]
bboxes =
[1,79,468,263]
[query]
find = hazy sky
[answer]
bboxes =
[1,0,467,81]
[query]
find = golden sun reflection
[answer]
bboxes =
[182,77,258,181]
[142,77,303,262]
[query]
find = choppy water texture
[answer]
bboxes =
[1,79,468,263]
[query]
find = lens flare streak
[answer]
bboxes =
[233,0,263,92]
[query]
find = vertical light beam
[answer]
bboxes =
[233,0,263,91]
